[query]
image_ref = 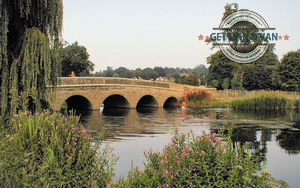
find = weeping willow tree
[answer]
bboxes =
[0,0,63,115]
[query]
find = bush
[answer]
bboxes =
[0,111,118,187]
[115,128,288,187]
[183,89,213,107]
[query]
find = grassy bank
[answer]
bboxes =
[185,90,300,110]
[0,111,289,187]
[231,95,292,111]
[0,111,117,187]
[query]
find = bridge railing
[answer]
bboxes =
[58,77,170,88]
[58,77,216,98]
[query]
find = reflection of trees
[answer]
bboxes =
[79,107,300,155]
[277,130,300,155]
[229,128,272,166]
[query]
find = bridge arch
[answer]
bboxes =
[163,97,179,108]
[137,95,158,108]
[64,95,93,110]
[103,94,130,108]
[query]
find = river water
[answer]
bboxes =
[78,107,300,187]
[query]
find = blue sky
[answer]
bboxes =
[63,0,300,72]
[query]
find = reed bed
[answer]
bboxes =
[230,91,294,111]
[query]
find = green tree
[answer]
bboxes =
[206,51,237,89]
[61,42,94,77]
[175,74,199,86]
[103,66,114,77]
[279,50,300,91]
[184,73,199,86]
[222,78,230,89]
[115,67,129,78]
[0,0,63,115]
[243,64,279,90]
[113,73,119,77]
[154,66,166,77]
[231,70,243,90]
[211,80,219,88]
[141,68,158,80]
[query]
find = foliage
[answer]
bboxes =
[184,89,213,107]
[205,3,281,91]
[279,50,300,91]
[0,0,63,115]
[231,92,292,111]
[206,51,237,89]
[222,78,230,90]
[243,64,281,91]
[141,68,159,80]
[92,65,208,82]
[102,66,115,77]
[0,111,118,187]
[114,129,288,187]
[176,73,200,86]
[61,41,95,77]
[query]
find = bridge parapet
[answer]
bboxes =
[59,77,170,88]
[58,77,216,97]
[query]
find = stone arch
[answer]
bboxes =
[64,95,93,110]
[137,95,158,108]
[102,94,130,108]
[163,97,179,108]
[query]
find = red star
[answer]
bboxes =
[284,34,290,40]
[279,36,282,40]
[198,34,204,40]
[205,36,210,40]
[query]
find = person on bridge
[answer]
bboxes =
[69,71,76,77]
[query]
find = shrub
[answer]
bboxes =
[115,128,288,187]
[183,89,213,107]
[0,111,118,187]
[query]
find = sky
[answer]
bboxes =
[62,0,300,72]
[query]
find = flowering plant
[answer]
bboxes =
[117,128,288,188]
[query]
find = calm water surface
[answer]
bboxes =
[78,107,300,187]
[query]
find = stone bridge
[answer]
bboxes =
[51,77,216,111]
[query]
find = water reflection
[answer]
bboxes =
[78,107,300,155]
[277,129,300,155]
[77,107,300,187]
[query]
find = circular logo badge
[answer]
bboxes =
[218,10,269,63]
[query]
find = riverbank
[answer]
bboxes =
[0,109,290,187]
[186,90,300,110]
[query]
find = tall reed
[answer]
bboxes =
[231,93,292,111]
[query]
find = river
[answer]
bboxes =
[77,107,300,187]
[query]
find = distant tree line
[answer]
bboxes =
[91,65,208,86]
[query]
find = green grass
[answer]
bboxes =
[231,95,293,111]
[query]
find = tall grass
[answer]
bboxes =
[231,91,293,111]
[0,111,118,187]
